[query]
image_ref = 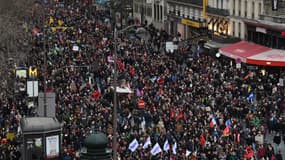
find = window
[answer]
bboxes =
[238,0,241,16]
[238,22,241,38]
[221,0,224,9]
[232,21,235,36]
[160,5,163,21]
[252,2,255,19]
[147,7,152,17]
[233,0,235,15]
[154,4,157,20]
[217,0,219,8]
[245,1,247,17]
[259,3,262,15]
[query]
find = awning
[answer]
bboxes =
[204,40,230,49]
[219,41,285,66]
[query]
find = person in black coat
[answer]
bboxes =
[273,133,281,145]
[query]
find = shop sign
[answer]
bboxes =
[181,18,200,28]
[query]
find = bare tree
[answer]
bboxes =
[0,0,35,99]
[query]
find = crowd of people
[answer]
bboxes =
[0,0,285,160]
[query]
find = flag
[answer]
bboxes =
[163,140,169,152]
[151,143,162,156]
[49,16,54,24]
[247,92,254,102]
[172,142,177,155]
[243,72,253,80]
[58,20,64,26]
[209,117,217,128]
[225,119,232,126]
[186,150,191,157]
[244,145,254,159]
[176,110,184,120]
[143,136,151,149]
[170,107,175,120]
[222,126,230,136]
[128,139,139,152]
[200,134,205,147]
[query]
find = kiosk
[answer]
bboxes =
[20,117,61,160]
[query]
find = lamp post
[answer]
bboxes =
[35,0,48,117]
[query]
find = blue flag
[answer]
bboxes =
[247,92,254,102]
[225,119,232,126]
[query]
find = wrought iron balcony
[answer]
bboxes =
[206,6,229,16]
[167,0,203,6]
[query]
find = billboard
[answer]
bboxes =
[46,135,59,158]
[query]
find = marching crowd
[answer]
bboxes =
[0,0,285,160]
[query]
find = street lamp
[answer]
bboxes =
[34,0,48,117]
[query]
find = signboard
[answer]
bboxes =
[37,92,56,117]
[165,41,178,53]
[181,18,200,28]
[16,68,27,78]
[27,81,39,97]
[46,135,59,158]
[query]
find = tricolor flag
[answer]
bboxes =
[128,139,139,152]
[143,136,151,149]
[150,143,162,156]
[163,140,169,152]
[209,117,217,128]
[172,142,177,155]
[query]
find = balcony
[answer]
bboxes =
[167,0,203,6]
[206,6,229,16]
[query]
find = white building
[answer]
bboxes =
[133,0,166,29]
[229,0,264,39]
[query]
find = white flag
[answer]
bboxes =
[143,136,151,149]
[163,140,169,152]
[186,150,191,157]
[172,142,177,155]
[151,143,162,155]
[128,139,139,152]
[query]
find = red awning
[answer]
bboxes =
[219,41,285,66]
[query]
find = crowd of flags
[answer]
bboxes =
[127,117,234,156]
[128,137,179,156]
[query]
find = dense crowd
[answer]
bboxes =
[0,0,285,160]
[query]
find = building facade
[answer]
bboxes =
[133,0,166,29]
[166,0,208,40]
[245,0,285,49]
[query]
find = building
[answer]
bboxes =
[133,0,166,29]
[165,0,208,40]
[245,0,285,49]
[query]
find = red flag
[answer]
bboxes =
[244,145,254,159]
[170,107,175,120]
[243,72,253,80]
[222,126,230,136]
[177,110,184,120]
[199,134,205,147]
[32,28,39,36]
[138,99,145,109]
[129,66,135,77]
[92,90,100,101]
[157,77,164,85]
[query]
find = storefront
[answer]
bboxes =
[179,18,208,40]
[245,20,285,49]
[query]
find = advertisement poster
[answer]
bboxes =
[46,135,59,158]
